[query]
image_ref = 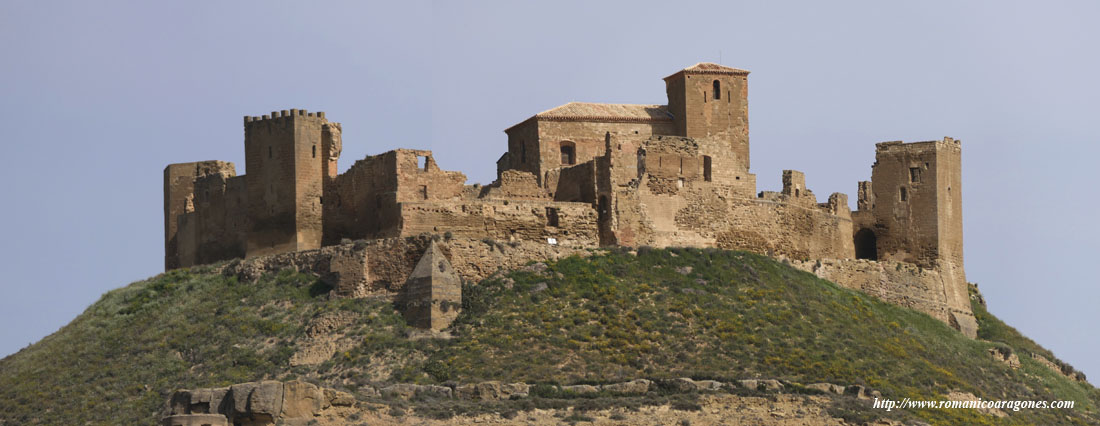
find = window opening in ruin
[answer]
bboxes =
[795,189,800,197]
[679,157,683,174]
[598,196,609,222]
[560,141,576,165]
[312,145,317,158]
[727,90,731,102]
[546,207,559,227]
[900,187,908,201]
[713,80,721,100]
[854,229,877,260]
[910,167,921,183]
[703,156,713,181]
[418,156,428,171]
[678,177,685,188]
[420,185,428,200]
[703,91,707,103]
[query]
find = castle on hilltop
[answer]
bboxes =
[164,63,975,336]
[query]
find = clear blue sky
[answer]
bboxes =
[2,1,1097,380]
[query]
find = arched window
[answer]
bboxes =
[560,141,576,165]
[713,80,721,100]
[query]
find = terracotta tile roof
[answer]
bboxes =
[664,62,750,80]
[533,102,672,123]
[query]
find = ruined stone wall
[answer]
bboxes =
[324,149,470,244]
[478,170,549,200]
[164,161,237,269]
[323,151,400,243]
[391,149,467,202]
[597,134,849,260]
[396,200,598,247]
[176,174,248,267]
[549,161,597,203]
[224,236,592,298]
[787,258,977,338]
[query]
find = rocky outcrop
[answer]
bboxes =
[165,378,893,424]
[162,380,348,426]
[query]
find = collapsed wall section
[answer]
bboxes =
[597,134,852,259]
[323,149,470,243]
[164,160,238,269]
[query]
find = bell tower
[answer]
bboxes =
[664,63,750,170]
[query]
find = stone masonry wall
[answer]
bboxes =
[223,236,591,298]
[598,134,850,260]
[176,174,248,267]
[397,200,598,248]
[243,110,332,258]
[787,258,977,338]
[665,69,750,170]
[167,64,975,339]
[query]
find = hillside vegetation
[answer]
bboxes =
[0,247,1096,425]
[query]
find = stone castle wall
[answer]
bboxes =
[222,236,591,298]
[166,63,974,337]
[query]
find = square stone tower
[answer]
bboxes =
[869,138,963,268]
[664,63,751,171]
[243,110,339,258]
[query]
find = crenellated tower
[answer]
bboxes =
[243,109,340,258]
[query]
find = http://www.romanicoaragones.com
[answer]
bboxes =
[874,397,1074,412]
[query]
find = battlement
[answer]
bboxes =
[243,108,326,124]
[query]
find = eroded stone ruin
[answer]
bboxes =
[164,63,975,337]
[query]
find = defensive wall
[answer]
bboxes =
[164,63,974,337]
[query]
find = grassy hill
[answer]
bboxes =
[0,247,1096,425]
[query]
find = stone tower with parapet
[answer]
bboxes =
[664,63,751,171]
[243,110,341,258]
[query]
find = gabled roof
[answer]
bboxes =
[536,102,672,121]
[506,102,672,132]
[664,62,750,80]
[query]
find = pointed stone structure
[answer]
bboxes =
[403,241,462,330]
